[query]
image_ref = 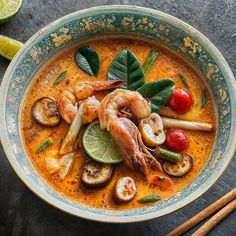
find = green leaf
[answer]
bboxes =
[107,49,144,90]
[138,194,161,203]
[142,49,159,77]
[53,71,67,85]
[75,46,100,76]
[137,79,175,111]
[200,88,206,109]
[37,137,54,153]
[178,73,189,88]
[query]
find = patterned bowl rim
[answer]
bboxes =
[0,5,236,223]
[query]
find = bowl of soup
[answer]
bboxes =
[0,5,235,223]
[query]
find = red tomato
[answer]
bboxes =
[151,175,175,190]
[165,128,190,152]
[166,88,193,114]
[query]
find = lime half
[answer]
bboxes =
[0,0,23,24]
[83,121,123,164]
[0,35,23,60]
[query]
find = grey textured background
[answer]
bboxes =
[0,0,236,235]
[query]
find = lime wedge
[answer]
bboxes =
[0,35,23,60]
[83,121,123,164]
[0,0,23,24]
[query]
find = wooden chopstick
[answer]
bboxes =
[167,189,236,236]
[192,198,236,236]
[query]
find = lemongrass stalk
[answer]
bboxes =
[59,103,84,155]
[161,117,212,131]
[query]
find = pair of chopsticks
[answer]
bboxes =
[167,189,236,236]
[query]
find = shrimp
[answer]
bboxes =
[98,89,161,176]
[58,92,100,124]
[58,90,78,124]
[58,80,123,123]
[109,118,163,176]
[82,96,100,124]
[75,80,124,100]
[99,89,151,130]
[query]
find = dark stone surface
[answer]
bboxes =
[0,0,235,235]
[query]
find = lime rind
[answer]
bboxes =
[0,35,23,60]
[83,121,123,164]
[0,0,23,24]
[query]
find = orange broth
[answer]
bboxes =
[21,38,215,210]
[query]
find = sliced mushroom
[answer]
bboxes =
[32,97,60,127]
[81,161,113,188]
[113,177,137,202]
[139,113,166,147]
[58,152,75,180]
[162,154,193,177]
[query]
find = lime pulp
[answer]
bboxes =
[82,121,123,164]
[0,0,23,24]
[0,35,23,60]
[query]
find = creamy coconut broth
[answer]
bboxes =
[21,38,215,210]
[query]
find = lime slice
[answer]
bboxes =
[0,0,23,24]
[83,121,123,164]
[0,35,23,60]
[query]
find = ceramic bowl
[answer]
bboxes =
[0,5,235,223]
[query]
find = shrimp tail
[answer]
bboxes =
[75,80,124,100]
[93,80,124,91]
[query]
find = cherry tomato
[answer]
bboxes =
[151,174,175,190]
[165,128,190,152]
[166,88,193,114]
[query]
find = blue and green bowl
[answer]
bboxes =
[0,6,235,223]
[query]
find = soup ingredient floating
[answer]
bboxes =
[75,46,100,76]
[138,194,161,203]
[53,71,67,85]
[137,79,175,112]
[98,89,162,175]
[153,147,183,163]
[163,154,193,177]
[200,88,207,109]
[166,87,193,114]
[162,117,213,131]
[107,48,175,112]
[0,35,23,60]
[113,177,137,202]
[142,49,159,77]
[108,49,145,90]
[60,102,84,155]
[58,153,75,180]
[32,97,61,127]
[0,0,23,24]
[81,161,113,188]
[82,121,123,164]
[75,80,123,100]
[44,153,76,180]
[151,175,175,190]
[178,73,189,88]
[45,157,60,174]
[36,137,54,153]
[165,128,190,152]
[139,113,166,147]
